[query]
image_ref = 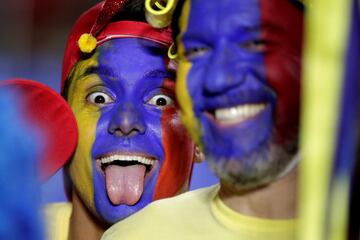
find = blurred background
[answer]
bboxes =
[0,0,97,89]
[0,0,218,203]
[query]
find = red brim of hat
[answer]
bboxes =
[0,79,78,180]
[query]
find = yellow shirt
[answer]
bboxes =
[44,202,72,240]
[102,185,296,240]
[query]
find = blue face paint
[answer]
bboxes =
[91,38,173,223]
[177,0,302,190]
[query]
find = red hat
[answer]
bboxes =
[61,0,173,91]
[0,79,78,180]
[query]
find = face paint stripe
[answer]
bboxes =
[67,54,101,212]
[154,75,194,200]
[176,0,203,148]
[154,112,194,200]
[260,0,303,144]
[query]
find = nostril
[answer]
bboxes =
[113,128,139,137]
[108,122,117,135]
[205,66,245,94]
[204,76,243,96]
[108,125,140,137]
[108,114,147,137]
[226,76,233,84]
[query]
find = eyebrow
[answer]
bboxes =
[239,23,286,34]
[143,69,175,81]
[241,25,261,32]
[80,66,175,83]
[233,22,285,36]
[79,66,116,79]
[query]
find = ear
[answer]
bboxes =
[193,145,205,163]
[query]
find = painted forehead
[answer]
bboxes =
[96,38,173,83]
[67,38,174,95]
[181,0,302,37]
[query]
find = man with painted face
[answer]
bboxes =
[102,0,303,239]
[45,1,195,239]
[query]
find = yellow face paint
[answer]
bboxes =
[66,52,101,213]
[175,0,203,148]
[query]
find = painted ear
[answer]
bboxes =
[0,79,78,180]
[193,145,204,163]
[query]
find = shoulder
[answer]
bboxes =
[102,185,219,240]
[45,202,72,222]
[44,202,72,240]
[45,202,72,214]
[150,184,219,209]
[141,184,219,217]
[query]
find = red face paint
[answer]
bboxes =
[155,79,194,199]
[175,0,303,191]
[260,0,304,144]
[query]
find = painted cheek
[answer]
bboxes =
[176,0,203,148]
[67,82,101,212]
[260,0,303,143]
[176,61,203,147]
[154,106,194,199]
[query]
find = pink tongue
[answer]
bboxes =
[105,165,146,205]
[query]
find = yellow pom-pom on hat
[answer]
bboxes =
[78,33,97,53]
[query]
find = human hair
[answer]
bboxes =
[170,0,185,44]
[111,0,147,22]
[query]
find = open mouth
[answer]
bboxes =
[96,154,157,206]
[100,155,155,172]
[206,103,267,126]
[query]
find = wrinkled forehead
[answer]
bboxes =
[180,0,302,37]
[96,38,169,76]
[69,38,172,83]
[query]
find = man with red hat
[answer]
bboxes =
[45,0,195,239]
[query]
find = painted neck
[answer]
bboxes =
[69,189,107,240]
[219,167,298,219]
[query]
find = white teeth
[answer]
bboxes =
[214,103,266,124]
[98,155,154,166]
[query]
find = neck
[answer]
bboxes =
[69,189,107,240]
[219,167,298,219]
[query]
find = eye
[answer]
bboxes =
[241,39,266,52]
[147,94,174,108]
[184,47,210,59]
[87,92,114,106]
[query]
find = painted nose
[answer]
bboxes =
[108,103,146,137]
[204,46,245,94]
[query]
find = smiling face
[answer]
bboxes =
[65,38,194,224]
[176,0,303,190]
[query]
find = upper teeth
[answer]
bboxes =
[99,155,154,166]
[215,103,266,124]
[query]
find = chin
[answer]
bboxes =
[94,197,150,225]
[99,204,144,224]
[206,134,299,192]
[93,160,159,224]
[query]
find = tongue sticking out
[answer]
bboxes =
[105,164,146,205]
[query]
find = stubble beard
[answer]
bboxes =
[206,135,299,193]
